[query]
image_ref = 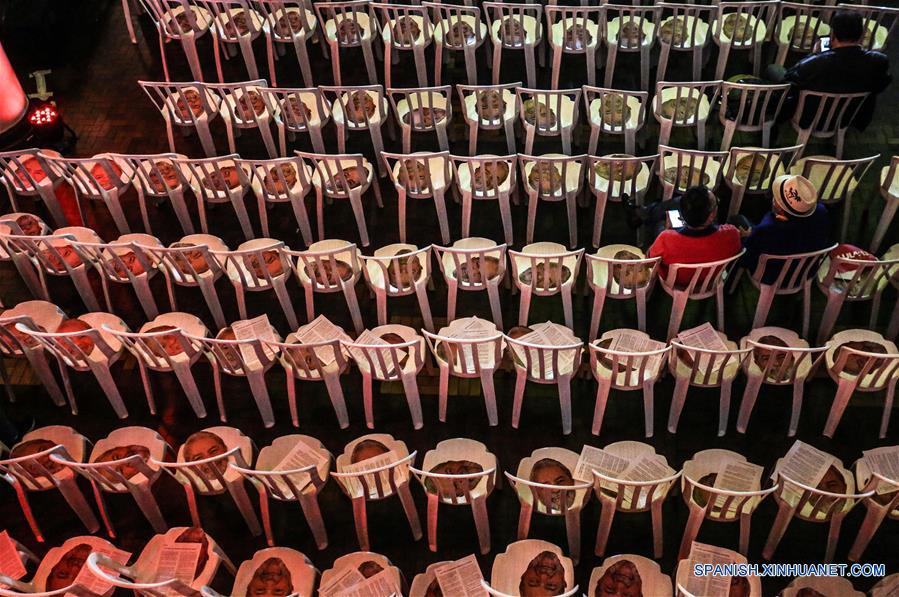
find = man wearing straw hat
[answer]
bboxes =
[738,174,831,283]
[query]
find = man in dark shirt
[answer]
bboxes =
[738,174,832,284]
[774,9,891,129]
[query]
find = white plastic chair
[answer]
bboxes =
[174,154,254,240]
[0,303,68,409]
[487,540,577,597]
[109,313,210,419]
[24,314,130,419]
[320,552,403,594]
[261,86,330,156]
[873,156,899,254]
[187,324,280,428]
[72,235,164,321]
[722,145,797,218]
[773,1,832,66]
[823,330,899,438]
[815,251,897,344]
[361,244,434,331]
[146,236,228,330]
[203,0,266,82]
[781,577,864,597]
[546,6,602,89]
[659,251,744,341]
[38,153,132,236]
[255,0,319,87]
[656,3,713,83]
[506,322,584,436]
[0,214,52,300]
[0,426,99,542]
[139,81,222,157]
[433,238,507,329]
[586,245,660,338]
[451,154,517,245]
[657,145,727,201]
[299,150,382,247]
[592,441,680,558]
[154,427,262,536]
[55,426,170,537]
[582,87,648,156]
[411,438,497,554]
[236,155,314,244]
[215,547,316,597]
[601,4,660,91]
[668,335,751,436]
[426,1,487,86]
[790,154,878,242]
[382,151,452,244]
[331,434,421,551]
[653,81,722,150]
[737,327,827,437]
[678,449,776,559]
[712,1,778,80]
[848,454,899,562]
[207,80,279,158]
[288,239,364,334]
[231,435,331,549]
[0,534,118,596]
[763,456,870,563]
[507,448,592,564]
[516,87,580,156]
[0,149,67,227]
[456,83,519,155]
[838,3,899,53]
[344,325,427,430]
[111,153,195,236]
[374,2,434,88]
[217,239,300,330]
[586,153,657,248]
[137,0,211,82]
[320,85,388,171]
[588,555,672,597]
[314,0,380,86]
[423,317,504,426]
[718,81,789,151]
[588,329,669,437]
[484,2,543,88]
[389,86,453,153]
[519,153,586,249]
[509,243,583,330]
[269,317,352,428]
[791,90,870,159]
[674,546,761,597]
[737,244,835,337]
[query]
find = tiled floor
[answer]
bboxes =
[2,2,899,594]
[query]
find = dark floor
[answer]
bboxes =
[2,2,899,595]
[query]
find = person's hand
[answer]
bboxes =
[739,225,752,238]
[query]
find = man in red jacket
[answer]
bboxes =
[648,185,742,287]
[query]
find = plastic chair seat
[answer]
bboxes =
[549,18,599,50]
[652,87,712,126]
[490,15,541,46]
[658,15,708,47]
[605,17,654,48]
[712,14,766,47]
[777,15,830,52]
[324,13,373,43]
[266,7,317,42]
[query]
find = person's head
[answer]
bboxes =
[14,214,42,236]
[831,10,865,46]
[57,318,95,358]
[183,431,228,477]
[351,439,390,463]
[46,544,92,590]
[678,186,717,228]
[247,557,293,597]
[530,458,575,510]
[595,559,643,597]
[96,445,150,482]
[144,325,185,358]
[771,175,817,220]
[519,551,567,597]
[171,243,210,275]
[358,560,384,579]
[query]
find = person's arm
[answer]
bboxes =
[647,232,666,260]
[871,53,892,94]
[783,54,817,89]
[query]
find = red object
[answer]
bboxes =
[28,104,58,126]
[0,42,28,134]
[649,225,743,286]
[829,243,876,273]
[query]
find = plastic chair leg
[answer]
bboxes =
[246,369,275,428]
[558,375,573,435]
[848,505,888,562]
[565,508,581,565]
[172,361,208,419]
[398,482,423,540]
[400,372,424,430]
[511,369,527,429]
[651,499,664,558]
[762,501,795,560]
[736,373,763,434]
[517,501,533,540]
[642,380,655,437]
[823,377,857,438]
[130,482,167,533]
[718,380,733,436]
[591,378,612,436]
[323,371,350,429]
[471,494,491,554]
[57,476,100,532]
[91,364,128,419]
[594,499,615,557]
[226,479,262,536]
[480,369,499,427]
[298,492,328,550]
[362,373,375,429]
[667,374,690,433]
[678,504,705,560]
[879,381,896,439]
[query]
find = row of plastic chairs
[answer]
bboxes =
[3,145,893,254]
[123,0,895,92]
[3,287,898,439]
[5,529,889,597]
[3,426,897,567]
[137,78,874,161]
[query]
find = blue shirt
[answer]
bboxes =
[740,204,832,284]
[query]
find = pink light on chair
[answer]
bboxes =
[0,42,28,135]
